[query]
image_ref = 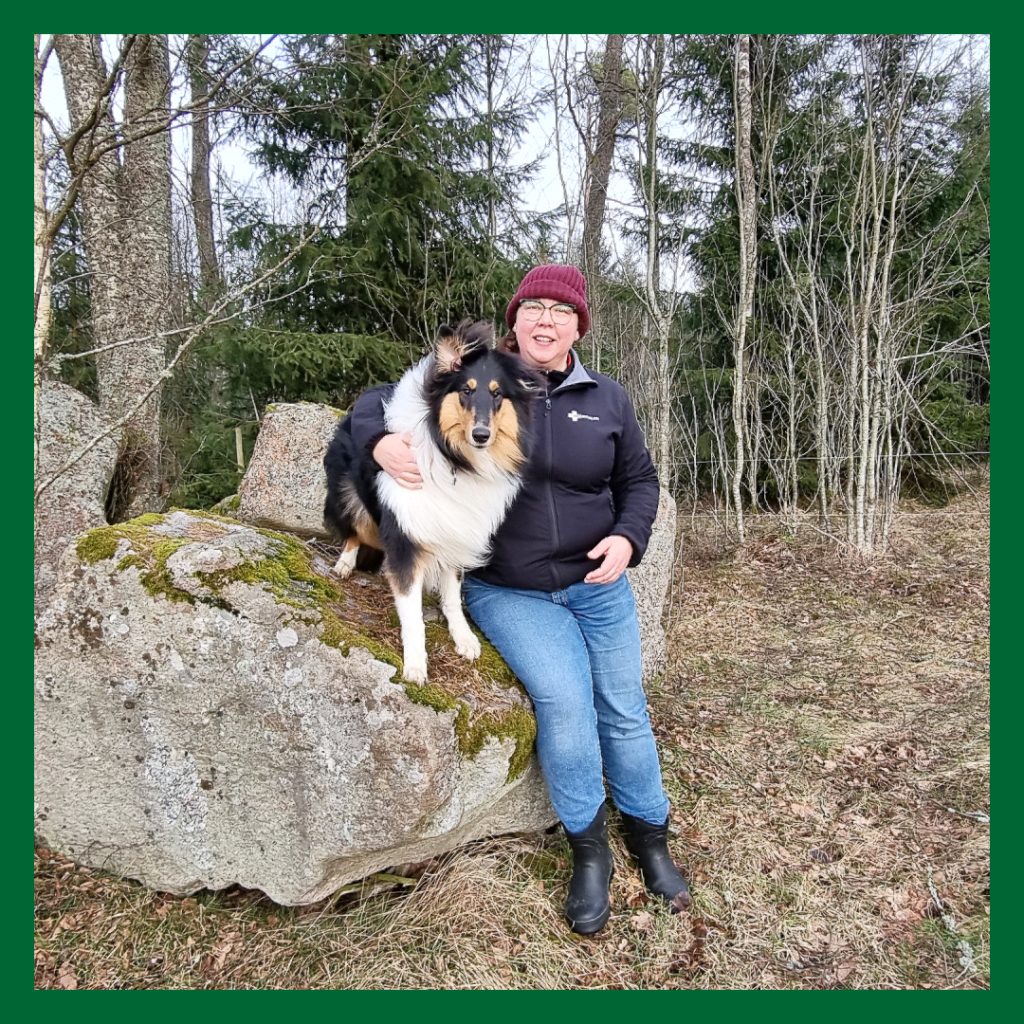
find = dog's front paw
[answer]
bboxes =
[402,660,428,684]
[453,631,481,662]
[332,550,357,578]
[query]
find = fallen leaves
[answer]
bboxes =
[789,802,818,819]
[31,484,990,990]
[667,918,709,975]
[630,911,654,934]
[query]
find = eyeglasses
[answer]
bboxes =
[517,299,577,325]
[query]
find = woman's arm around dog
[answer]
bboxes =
[349,385,422,490]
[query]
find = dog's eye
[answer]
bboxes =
[492,389,503,403]
[462,385,475,395]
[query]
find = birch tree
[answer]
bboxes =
[34,35,54,480]
[730,34,756,543]
[754,35,987,552]
[612,34,691,490]
[636,34,676,488]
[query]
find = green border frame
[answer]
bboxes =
[26,15,996,1001]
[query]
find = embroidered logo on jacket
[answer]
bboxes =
[567,410,600,422]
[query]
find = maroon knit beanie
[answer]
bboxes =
[505,264,590,338]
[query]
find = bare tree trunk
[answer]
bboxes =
[731,34,756,544]
[745,360,763,511]
[189,34,220,291]
[484,35,497,247]
[870,93,904,550]
[545,35,579,257]
[880,398,899,550]
[766,140,833,531]
[119,34,173,516]
[849,36,909,556]
[645,36,667,487]
[843,276,860,548]
[784,327,799,526]
[865,364,882,550]
[581,33,624,282]
[55,33,172,519]
[34,35,54,481]
[633,35,674,490]
[54,34,134,405]
[810,275,831,527]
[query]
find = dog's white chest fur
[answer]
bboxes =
[378,357,522,571]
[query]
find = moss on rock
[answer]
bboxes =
[73,511,536,781]
[403,678,535,783]
[456,705,537,782]
[75,529,120,566]
[76,515,195,606]
[209,493,240,514]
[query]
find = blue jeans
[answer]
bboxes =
[463,574,670,833]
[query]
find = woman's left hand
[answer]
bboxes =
[584,535,634,584]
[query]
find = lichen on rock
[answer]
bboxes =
[76,510,537,780]
[40,509,553,902]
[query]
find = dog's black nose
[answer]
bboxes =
[471,427,491,445]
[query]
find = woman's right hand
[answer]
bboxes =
[373,433,423,489]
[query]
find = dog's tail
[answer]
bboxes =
[324,417,386,574]
[323,416,359,539]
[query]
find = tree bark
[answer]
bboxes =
[189,34,220,291]
[55,33,171,518]
[54,34,131,384]
[120,34,173,516]
[581,33,624,282]
[731,34,756,544]
[632,35,674,490]
[35,37,54,477]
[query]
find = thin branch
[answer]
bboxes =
[35,222,322,503]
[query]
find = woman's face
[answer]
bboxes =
[512,296,579,371]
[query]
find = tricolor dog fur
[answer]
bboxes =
[323,320,539,683]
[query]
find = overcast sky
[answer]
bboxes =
[39,34,633,243]
[39,33,987,297]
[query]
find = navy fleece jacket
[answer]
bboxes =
[346,355,660,592]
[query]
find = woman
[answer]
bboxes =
[350,264,690,934]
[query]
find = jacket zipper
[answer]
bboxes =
[542,386,562,590]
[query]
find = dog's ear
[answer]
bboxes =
[434,324,465,374]
[434,320,495,373]
[460,319,495,356]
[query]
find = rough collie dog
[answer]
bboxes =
[323,320,538,683]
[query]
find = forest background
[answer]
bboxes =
[34,34,990,553]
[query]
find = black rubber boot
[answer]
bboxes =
[563,805,614,935]
[620,811,692,912]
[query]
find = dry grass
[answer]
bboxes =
[35,484,989,989]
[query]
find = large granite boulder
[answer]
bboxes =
[626,490,677,681]
[34,382,120,614]
[236,402,344,538]
[34,510,554,905]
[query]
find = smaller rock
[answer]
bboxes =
[236,403,344,537]
[626,490,677,682]
[35,382,120,615]
[209,493,240,516]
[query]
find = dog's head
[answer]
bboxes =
[428,320,540,472]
